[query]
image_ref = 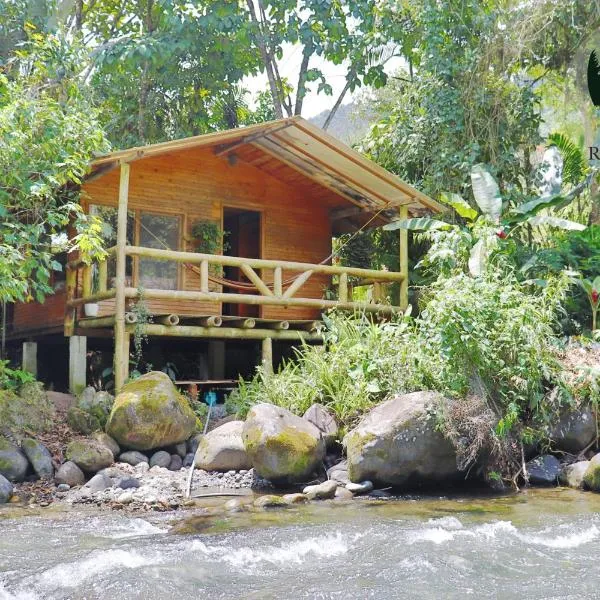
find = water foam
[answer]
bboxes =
[101,518,166,539]
[34,548,161,590]
[190,532,348,573]
[517,525,600,549]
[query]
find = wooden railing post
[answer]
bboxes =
[399,205,409,309]
[273,266,283,296]
[82,264,93,298]
[98,260,108,292]
[200,259,209,293]
[114,162,130,392]
[64,266,77,336]
[338,271,348,303]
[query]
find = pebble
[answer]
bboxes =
[117,491,133,504]
[117,477,141,490]
[56,484,70,492]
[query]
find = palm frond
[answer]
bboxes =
[547,132,586,186]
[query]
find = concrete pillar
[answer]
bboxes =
[69,335,87,394]
[22,342,37,377]
[208,341,225,379]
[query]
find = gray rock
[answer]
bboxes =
[65,439,114,473]
[282,493,309,504]
[56,483,70,492]
[116,477,141,490]
[559,461,589,489]
[303,480,338,500]
[55,461,85,487]
[149,450,172,468]
[168,455,182,471]
[550,408,596,454]
[346,480,373,495]
[117,491,133,504]
[91,432,120,458]
[85,472,113,493]
[21,438,53,479]
[195,421,251,472]
[0,437,29,482]
[526,455,560,486]
[0,473,13,503]
[78,386,97,410]
[183,453,194,467]
[242,403,326,484]
[119,451,149,466]
[584,453,600,491]
[344,391,459,487]
[167,442,187,458]
[66,406,100,435]
[106,371,196,451]
[334,486,354,500]
[327,460,350,485]
[303,403,339,447]
[187,433,203,455]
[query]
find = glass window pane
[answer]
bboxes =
[139,213,180,290]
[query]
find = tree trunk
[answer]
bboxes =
[323,80,351,131]
[294,48,311,115]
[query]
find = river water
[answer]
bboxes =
[1,488,599,599]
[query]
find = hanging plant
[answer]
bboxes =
[191,221,230,255]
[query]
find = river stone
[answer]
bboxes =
[242,403,326,484]
[346,480,373,495]
[526,455,560,486]
[583,454,600,491]
[282,493,309,505]
[187,433,204,455]
[550,408,596,454]
[303,480,338,500]
[195,421,251,472]
[559,461,589,489]
[0,437,29,482]
[344,391,459,487]
[55,461,85,487]
[168,455,183,471]
[106,372,196,451]
[116,477,141,490]
[119,451,149,466]
[334,486,354,500]
[149,450,171,468]
[66,439,114,473]
[85,472,113,493]
[165,442,187,458]
[21,438,53,479]
[253,494,288,509]
[0,474,13,503]
[67,407,101,435]
[303,403,338,447]
[327,460,350,485]
[91,432,120,458]
[183,453,194,467]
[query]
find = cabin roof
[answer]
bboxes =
[88,116,441,231]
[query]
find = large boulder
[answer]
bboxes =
[242,403,325,484]
[526,455,561,486]
[0,473,13,503]
[344,391,459,487]
[559,461,589,489]
[21,439,53,479]
[584,453,600,491]
[549,408,596,454]
[106,372,196,451]
[195,421,252,472]
[0,437,29,482]
[65,439,114,473]
[303,404,338,447]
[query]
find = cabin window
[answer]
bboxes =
[89,204,134,285]
[138,212,180,290]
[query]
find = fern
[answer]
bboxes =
[548,132,586,186]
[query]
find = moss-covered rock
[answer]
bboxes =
[91,432,120,458]
[242,403,325,484]
[21,438,53,479]
[0,473,13,503]
[344,391,459,488]
[67,407,101,435]
[584,454,600,491]
[65,439,114,473]
[0,383,54,441]
[0,437,28,482]
[195,421,251,471]
[106,372,196,451]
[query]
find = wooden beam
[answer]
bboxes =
[98,260,108,293]
[273,267,283,296]
[330,206,371,221]
[283,270,313,299]
[261,337,273,374]
[129,324,322,342]
[399,205,409,310]
[240,264,273,297]
[114,162,130,392]
[338,272,348,303]
[79,316,116,328]
[197,316,222,327]
[67,289,117,307]
[200,260,209,293]
[262,321,289,330]
[156,314,179,326]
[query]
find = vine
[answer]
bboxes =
[130,285,152,373]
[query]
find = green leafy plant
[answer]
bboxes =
[0,360,35,391]
[191,221,230,255]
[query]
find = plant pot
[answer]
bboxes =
[84,303,100,317]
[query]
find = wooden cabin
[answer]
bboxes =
[5,116,441,393]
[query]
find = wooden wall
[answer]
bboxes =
[11,144,333,335]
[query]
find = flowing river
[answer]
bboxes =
[1,488,599,599]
